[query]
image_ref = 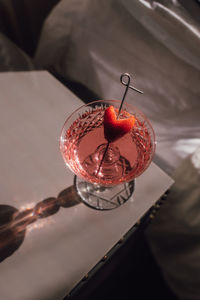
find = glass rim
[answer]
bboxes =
[59,99,156,181]
[60,99,156,142]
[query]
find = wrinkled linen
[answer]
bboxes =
[34,0,200,298]
[0,33,34,71]
[147,146,200,300]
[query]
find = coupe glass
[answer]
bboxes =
[60,100,156,210]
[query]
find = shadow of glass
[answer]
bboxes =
[0,184,81,263]
[0,205,26,262]
[58,185,81,208]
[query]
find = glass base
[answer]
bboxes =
[74,176,135,210]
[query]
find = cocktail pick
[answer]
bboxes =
[96,73,143,176]
[118,73,143,117]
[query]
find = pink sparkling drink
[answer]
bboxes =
[60,100,156,187]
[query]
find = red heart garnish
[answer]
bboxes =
[104,105,135,142]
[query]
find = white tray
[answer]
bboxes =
[0,71,173,300]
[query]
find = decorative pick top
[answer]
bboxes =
[104,105,135,142]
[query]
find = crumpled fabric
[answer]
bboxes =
[146,146,200,300]
[34,1,200,298]
[0,33,34,71]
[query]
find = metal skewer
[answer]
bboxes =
[118,73,143,117]
[96,73,143,176]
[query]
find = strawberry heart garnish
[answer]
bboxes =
[104,105,135,142]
